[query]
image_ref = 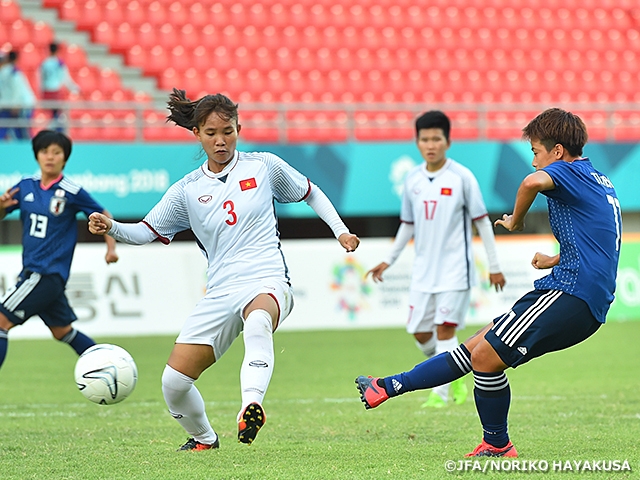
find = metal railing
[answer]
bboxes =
[1,100,639,143]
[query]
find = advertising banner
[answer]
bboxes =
[2,141,638,218]
[10,234,635,340]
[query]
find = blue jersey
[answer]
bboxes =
[5,175,105,283]
[534,158,621,323]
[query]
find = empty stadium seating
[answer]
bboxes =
[2,0,640,141]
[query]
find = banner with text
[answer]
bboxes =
[2,236,637,340]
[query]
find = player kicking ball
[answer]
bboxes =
[89,89,359,451]
[356,108,621,457]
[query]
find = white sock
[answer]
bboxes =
[432,336,459,402]
[415,335,436,358]
[161,365,218,445]
[239,309,274,417]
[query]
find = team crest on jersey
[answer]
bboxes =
[54,189,66,197]
[441,187,452,196]
[240,178,257,191]
[49,196,67,216]
[198,195,212,204]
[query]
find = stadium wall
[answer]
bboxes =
[1,140,639,219]
[2,234,638,340]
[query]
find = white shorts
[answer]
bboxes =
[406,289,470,334]
[176,278,294,361]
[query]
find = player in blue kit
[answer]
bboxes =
[356,108,622,457]
[0,130,118,370]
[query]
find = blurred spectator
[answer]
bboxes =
[0,51,36,140]
[40,43,80,132]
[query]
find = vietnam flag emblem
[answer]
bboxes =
[240,178,257,191]
[441,187,452,196]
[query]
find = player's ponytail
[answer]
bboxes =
[166,88,198,130]
[166,88,239,131]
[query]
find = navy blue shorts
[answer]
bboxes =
[485,289,601,368]
[0,270,77,327]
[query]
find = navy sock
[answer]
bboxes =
[473,371,511,448]
[61,329,95,355]
[383,344,472,397]
[0,329,8,368]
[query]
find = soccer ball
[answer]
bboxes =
[74,344,138,405]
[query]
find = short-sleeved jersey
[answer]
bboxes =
[535,158,621,323]
[6,175,105,282]
[142,151,310,291]
[401,159,489,293]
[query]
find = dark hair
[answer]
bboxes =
[415,110,451,141]
[8,51,17,63]
[32,130,72,161]
[522,108,588,157]
[166,88,238,131]
[49,43,59,54]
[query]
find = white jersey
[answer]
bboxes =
[142,151,310,291]
[401,158,488,293]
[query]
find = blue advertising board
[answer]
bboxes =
[1,140,638,218]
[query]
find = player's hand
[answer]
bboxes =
[105,251,119,264]
[0,187,19,209]
[366,262,389,283]
[338,233,360,252]
[88,212,113,235]
[489,272,506,292]
[531,252,559,269]
[494,214,524,232]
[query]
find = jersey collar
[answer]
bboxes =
[201,150,239,179]
[423,158,451,179]
[40,173,63,190]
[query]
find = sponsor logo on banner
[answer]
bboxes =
[330,257,372,320]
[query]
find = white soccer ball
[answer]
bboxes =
[74,344,138,405]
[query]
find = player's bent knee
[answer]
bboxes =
[0,312,15,331]
[413,331,433,344]
[162,365,195,394]
[470,339,507,373]
[50,325,72,341]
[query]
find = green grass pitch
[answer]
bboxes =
[0,322,638,479]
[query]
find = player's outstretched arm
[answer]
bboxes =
[101,210,118,264]
[338,232,360,252]
[88,212,112,235]
[0,187,19,220]
[367,262,389,283]
[304,183,359,251]
[495,171,554,232]
[531,252,559,269]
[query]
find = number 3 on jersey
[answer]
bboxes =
[29,213,48,238]
[223,200,237,226]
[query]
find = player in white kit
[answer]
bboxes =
[367,111,505,408]
[88,89,360,450]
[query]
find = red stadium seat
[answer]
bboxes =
[124,1,146,27]
[0,0,21,23]
[60,43,88,71]
[75,0,102,31]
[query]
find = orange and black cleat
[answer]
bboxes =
[465,440,518,458]
[238,402,266,445]
[177,437,220,451]
[355,375,390,409]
